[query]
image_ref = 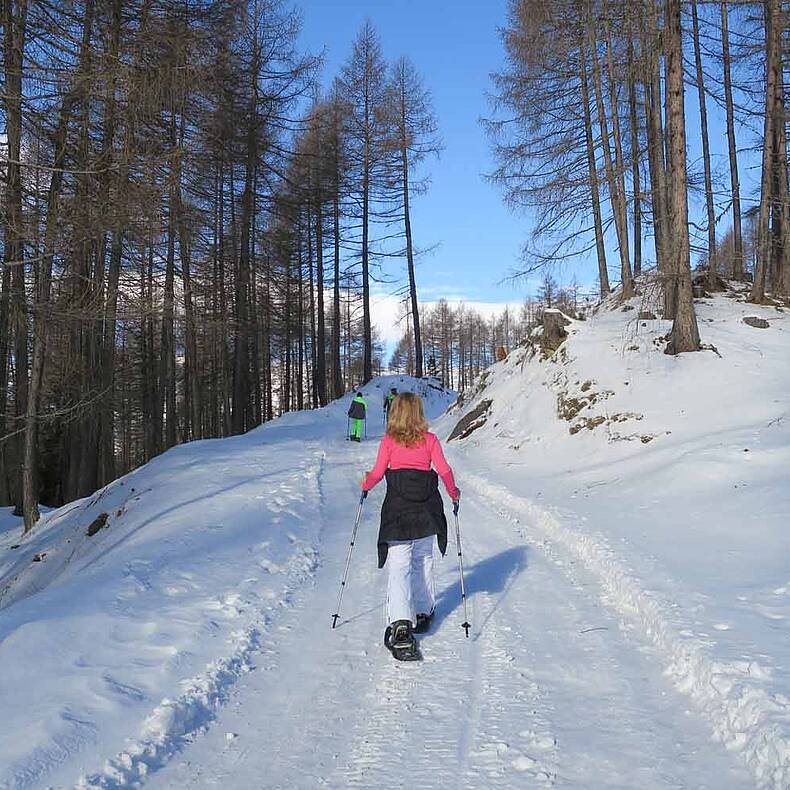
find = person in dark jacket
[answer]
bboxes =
[383,387,397,424]
[347,392,367,442]
[361,392,460,659]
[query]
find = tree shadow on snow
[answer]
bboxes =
[431,545,529,641]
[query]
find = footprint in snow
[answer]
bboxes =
[519,730,557,750]
[512,754,538,772]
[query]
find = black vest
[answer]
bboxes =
[377,468,448,568]
[348,400,366,420]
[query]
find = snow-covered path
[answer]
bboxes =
[143,429,751,790]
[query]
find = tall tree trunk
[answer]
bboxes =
[174,103,201,440]
[770,36,790,296]
[159,108,178,451]
[232,73,258,433]
[5,0,30,520]
[178,193,200,440]
[218,158,231,435]
[691,0,717,289]
[399,83,424,378]
[588,10,632,298]
[603,10,634,297]
[283,251,292,412]
[642,0,670,303]
[752,0,780,304]
[664,0,701,353]
[263,235,273,422]
[306,207,318,409]
[579,34,610,296]
[296,232,305,412]
[23,0,96,527]
[721,1,743,280]
[361,126,373,383]
[332,178,343,399]
[97,0,125,487]
[0,267,11,504]
[314,196,328,405]
[142,225,157,460]
[627,37,642,278]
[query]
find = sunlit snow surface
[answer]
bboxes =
[1,289,787,788]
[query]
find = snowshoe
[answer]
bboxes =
[414,611,435,634]
[384,620,421,662]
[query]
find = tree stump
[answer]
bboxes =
[743,316,769,329]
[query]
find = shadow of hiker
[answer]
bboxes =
[431,545,529,640]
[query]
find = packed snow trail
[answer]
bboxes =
[143,422,751,789]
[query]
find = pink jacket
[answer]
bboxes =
[363,432,460,499]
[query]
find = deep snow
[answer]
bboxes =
[0,288,787,789]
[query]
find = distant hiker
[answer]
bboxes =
[383,387,397,424]
[347,392,368,442]
[361,392,460,661]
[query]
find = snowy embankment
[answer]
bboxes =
[434,283,790,789]
[0,376,453,789]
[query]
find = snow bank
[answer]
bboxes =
[463,471,790,789]
[77,541,318,790]
[437,282,790,788]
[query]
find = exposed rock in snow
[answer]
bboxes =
[743,315,770,329]
[448,398,493,442]
[539,309,570,356]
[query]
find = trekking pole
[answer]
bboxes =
[332,490,368,629]
[346,416,350,441]
[452,501,471,638]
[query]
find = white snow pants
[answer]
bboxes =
[386,536,435,625]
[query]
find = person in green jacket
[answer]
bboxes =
[347,392,368,442]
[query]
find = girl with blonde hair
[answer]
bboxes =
[361,391,460,661]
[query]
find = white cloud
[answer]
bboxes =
[371,293,406,345]
[371,292,527,347]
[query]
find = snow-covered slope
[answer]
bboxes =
[2,287,788,790]
[434,283,790,788]
[0,376,453,789]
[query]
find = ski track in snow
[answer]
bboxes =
[459,469,790,790]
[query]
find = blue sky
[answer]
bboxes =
[294,1,762,345]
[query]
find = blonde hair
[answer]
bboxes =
[386,392,429,447]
